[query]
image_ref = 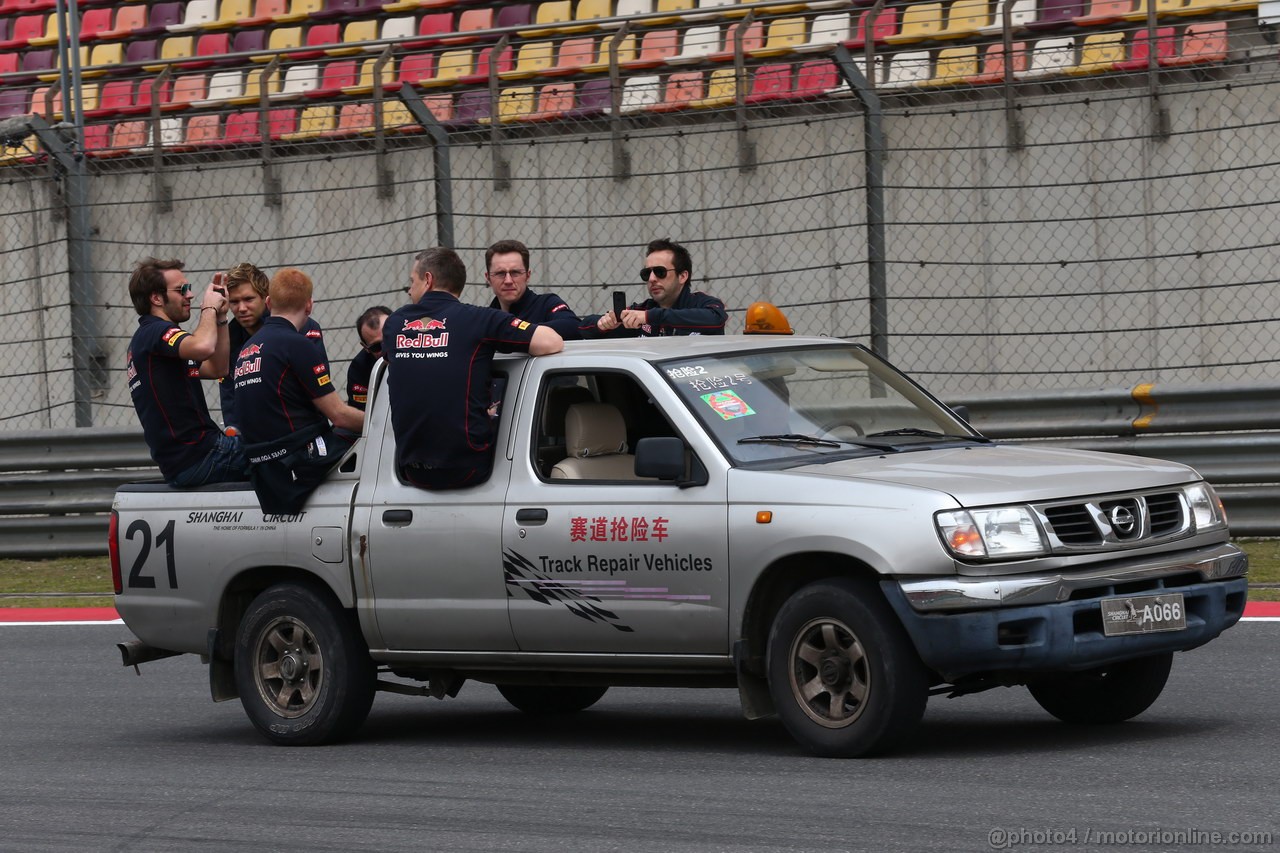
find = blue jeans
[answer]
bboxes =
[170,432,251,487]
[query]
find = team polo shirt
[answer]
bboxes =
[232,316,336,446]
[220,311,324,426]
[488,288,582,341]
[383,291,537,471]
[347,348,377,410]
[579,286,727,338]
[127,314,220,480]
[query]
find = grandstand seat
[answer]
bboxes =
[0,52,15,79]
[977,0,1037,33]
[1017,36,1076,76]
[927,44,978,83]
[27,12,66,47]
[689,0,738,19]
[395,52,435,86]
[382,0,451,11]
[274,0,323,23]
[746,63,793,102]
[84,80,137,118]
[880,49,931,87]
[652,70,703,110]
[547,36,598,74]
[798,13,849,52]
[1164,21,1227,64]
[692,66,735,107]
[168,0,218,32]
[567,77,612,116]
[282,104,337,138]
[418,48,473,86]
[0,14,44,49]
[622,28,680,68]
[80,123,111,156]
[447,89,490,126]
[1171,0,1252,14]
[230,66,281,102]
[328,18,379,54]
[158,116,184,146]
[650,0,695,25]
[460,45,514,83]
[1113,26,1175,69]
[104,120,148,156]
[669,25,722,64]
[496,86,536,121]
[295,23,341,59]
[144,35,192,71]
[501,40,556,79]
[259,25,303,59]
[305,59,359,96]
[1074,0,1134,24]
[178,114,223,148]
[191,32,233,67]
[523,81,576,120]
[310,0,361,20]
[342,56,396,94]
[380,15,416,44]
[208,0,255,29]
[27,85,57,118]
[570,0,613,31]
[163,73,210,108]
[1064,30,1125,74]
[194,71,246,106]
[0,87,29,120]
[443,8,493,43]
[753,17,808,58]
[97,4,147,39]
[707,20,764,59]
[408,11,455,46]
[520,0,574,37]
[939,0,992,37]
[267,106,299,137]
[326,101,376,135]
[232,28,269,56]
[495,4,535,31]
[137,2,184,36]
[846,7,899,48]
[794,58,839,97]
[244,0,288,24]
[223,110,263,143]
[77,7,114,41]
[124,39,160,71]
[86,42,123,74]
[968,40,1028,81]
[884,3,944,44]
[272,63,321,98]
[16,49,55,84]
[381,99,420,131]
[1026,0,1084,28]
[616,75,661,112]
[580,32,637,71]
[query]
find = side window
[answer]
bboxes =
[533,371,681,483]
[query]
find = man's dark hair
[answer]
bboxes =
[128,257,185,316]
[485,239,530,272]
[412,248,467,295]
[646,238,692,281]
[355,305,392,338]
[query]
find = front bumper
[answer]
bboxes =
[882,543,1249,681]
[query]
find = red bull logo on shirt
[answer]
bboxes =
[402,317,447,332]
[239,343,263,359]
[397,316,448,350]
[234,356,261,380]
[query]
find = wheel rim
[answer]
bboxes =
[252,615,323,719]
[788,616,870,729]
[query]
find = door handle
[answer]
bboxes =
[515,508,548,525]
[382,509,413,526]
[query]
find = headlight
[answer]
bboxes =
[936,506,1047,559]
[1184,482,1226,531]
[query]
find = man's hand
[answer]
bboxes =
[596,311,620,332]
[619,308,648,329]
[201,276,229,318]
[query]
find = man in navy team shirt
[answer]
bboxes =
[233,268,365,514]
[384,247,564,490]
[126,257,249,487]
[484,239,582,341]
[580,238,727,338]
[346,305,391,411]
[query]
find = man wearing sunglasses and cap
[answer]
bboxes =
[581,238,727,338]
[347,305,391,411]
[126,257,250,487]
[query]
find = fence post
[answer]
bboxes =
[397,84,455,247]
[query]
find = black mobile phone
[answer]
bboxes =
[612,291,627,319]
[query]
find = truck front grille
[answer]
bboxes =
[1036,489,1191,552]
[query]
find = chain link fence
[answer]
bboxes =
[2,0,1279,432]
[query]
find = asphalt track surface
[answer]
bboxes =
[1,613,1276,853]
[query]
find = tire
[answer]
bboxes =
[1028,653,1173,725]
[496,684,609,715]
[766,578,929,758]
[234,583,376,746]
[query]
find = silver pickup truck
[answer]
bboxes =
[111,336,1249,757]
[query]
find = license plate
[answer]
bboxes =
[1101,592,1187,636]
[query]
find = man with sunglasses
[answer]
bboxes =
[126,257,250,487]
[347,305,391,411]
[484,239,582,340]
[581,238,727,338]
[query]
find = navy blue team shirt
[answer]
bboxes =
[488,288,582,341]
[579,285,727,338]
[232,315,336,445]
[383,290,537,473]
[220,311,323,427]
[127,315,221,480]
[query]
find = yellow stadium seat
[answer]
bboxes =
[1064,30,1125,75]
[927,44,978,83]
[283,104,337,139]
[749,17,807,57]
[208,0,255,29]
[341,57,396,95]
[229,66,281,103]
[500,41,556,80]
[328,19,379,55]
[275,0,323,23]
[691,67,736,107]
[416,49,473,86]
[521,0,575,37]
[497,86,537,121]
[939,0,991,37]
[885,3,945,44]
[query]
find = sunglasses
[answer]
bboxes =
[170,283,193,297]
[640,266,679,282]
[363,339,383,355]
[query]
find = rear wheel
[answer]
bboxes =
[766,578,929,758]
[497,684,609,715]
[234,583,376,745]
[1028,653,1173,724]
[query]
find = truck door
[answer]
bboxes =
[352,367,517,652]
[502,367,730,654]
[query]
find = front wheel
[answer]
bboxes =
[1028,653,1173,724]
[766,578,929,758]
[234,583,376,745]
[497,684,609,715]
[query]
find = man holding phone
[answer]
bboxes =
[126,257,250,487]
[484,239,582,340]
[580,238,727,338]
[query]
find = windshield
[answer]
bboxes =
[659,343,981,467]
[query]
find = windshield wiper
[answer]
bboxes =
[738,434,901,452]
[864,428,991,443]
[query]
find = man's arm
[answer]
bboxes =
[649,293,728,335]
[529,325,565,356]
[314,391,365,434]
[176,280,231,377]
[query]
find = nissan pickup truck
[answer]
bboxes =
[111,336,1249,757]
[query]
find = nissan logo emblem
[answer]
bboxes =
[1109,505,1137,534]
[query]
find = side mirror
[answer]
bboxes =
[634,437,687,481]
[950,404,970,424]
